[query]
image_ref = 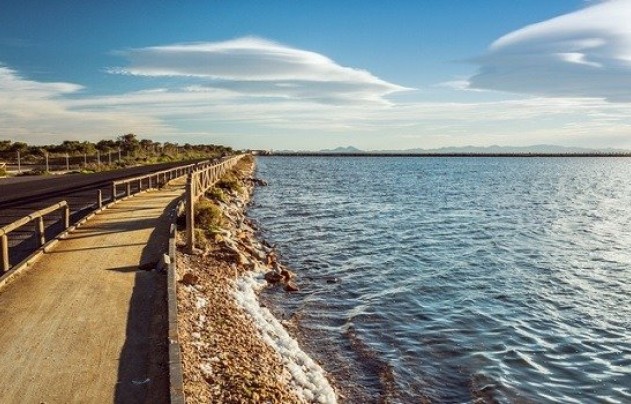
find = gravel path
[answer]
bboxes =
[0,185,183,403]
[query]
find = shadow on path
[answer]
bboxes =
[113,196,181,404]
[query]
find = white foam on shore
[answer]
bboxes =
[233,272,337,404]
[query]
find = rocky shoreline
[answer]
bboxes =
[175,156,336,403]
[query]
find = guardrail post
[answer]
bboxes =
[97,190,102,209]
[185,173,195,254]
[112,183,117,202]
[1,235,9,273]
[37,217,45,247]
[126,182,131,197]
[149,176,153,189]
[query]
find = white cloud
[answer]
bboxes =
[469,0,631,102]
[0,65,167,143]
[110,37,411,104]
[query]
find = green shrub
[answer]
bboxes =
[194,228,209,249]
[234,154,253,171]
[217,173,243,194]
[206,187,227,203]
[194,198,224,231]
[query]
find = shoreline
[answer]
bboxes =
[175,156,336,403]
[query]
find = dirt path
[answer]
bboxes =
[0,185,183,404]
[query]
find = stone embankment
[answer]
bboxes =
[175,156,336,403]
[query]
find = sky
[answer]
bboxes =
[2,0,631,150]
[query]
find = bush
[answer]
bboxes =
[194,228,209,250]
[0,166,6,177]
[217,173,243,194]
[206,187,227,203]
[194,198,224,231]
[234,154,253,171]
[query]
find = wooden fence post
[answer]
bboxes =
[37,217,45,247]
[1,235,9,273]
[112,183,117,202]
[63,205,70,229]
[97,190,102,209]
[185,173,195,254]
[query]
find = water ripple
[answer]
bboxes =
[251,157,631,403]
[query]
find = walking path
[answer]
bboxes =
[0,184,184,403]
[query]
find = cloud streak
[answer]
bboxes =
[0,65,167,142]
[469,0,631,102]
[110,37,411,104]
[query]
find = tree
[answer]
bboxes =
[118,133,140,156]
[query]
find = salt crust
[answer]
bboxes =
[233,272,337,404]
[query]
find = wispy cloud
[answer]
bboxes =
[468,0,631,102]
[109,37,411,104]
[0,65,166,143]
[4,28,631,149]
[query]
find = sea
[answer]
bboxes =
[248,156,631,403]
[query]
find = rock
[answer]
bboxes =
[181,272,199,286]
[280,268,295,282]
[264,271,283,284]
[249,178,268,186]
[325,277,339,284]
[266,252,277,267]
[285,281,299,292]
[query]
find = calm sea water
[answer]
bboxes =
[249,156,631,403]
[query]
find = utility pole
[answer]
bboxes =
[97,150,101,166]
[108,150,112,165]
[45,152,49,173]
[17,151,21,173]
[65,154,69,171]
[84,153,87,167]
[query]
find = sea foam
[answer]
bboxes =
[233,272,337,404]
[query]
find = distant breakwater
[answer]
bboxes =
[266,152,631,157]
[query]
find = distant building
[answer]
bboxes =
[250,150,272,155]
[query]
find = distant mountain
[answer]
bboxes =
[273,144,631,155]
[302,144,631,154]
[390,144,629,154]
[318,146,362,153]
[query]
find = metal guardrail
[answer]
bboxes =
[185,154,246,252]
[0,201,70,272]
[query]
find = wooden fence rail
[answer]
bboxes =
[111,159,215,201]
[0,201,70,273]
[185,154,246,253]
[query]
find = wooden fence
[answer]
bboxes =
[185,154,246,252]
[0,201,70,273]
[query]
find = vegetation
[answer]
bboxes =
[0,165,6,177]
[0,134,235,170]
[206,187,228,203]
[194,198,224,234]
[194,228,209,250]
[216,173,243,194]
[234,154,254,171]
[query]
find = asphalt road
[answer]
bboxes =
[0,160,202,209]
[0,159,208,268]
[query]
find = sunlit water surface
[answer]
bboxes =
[249,157,631,403]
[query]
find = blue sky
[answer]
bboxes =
[2,0,631,150]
